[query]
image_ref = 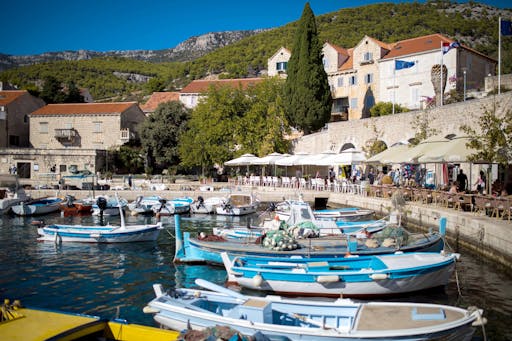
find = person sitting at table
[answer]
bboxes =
[449,181,459,194]
[381,172,393,185]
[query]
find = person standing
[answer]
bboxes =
[456,169,468,192]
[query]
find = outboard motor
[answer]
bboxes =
[158,198,167,213]
[65,194,75,208]
[135,195,143,207]
[96,196,108,217]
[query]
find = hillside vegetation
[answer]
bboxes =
[1,0,510,101]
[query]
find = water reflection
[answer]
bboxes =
[0,211,510,339]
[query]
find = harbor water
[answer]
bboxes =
[0,211,511,340]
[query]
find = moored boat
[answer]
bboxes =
[222,251,458,297]
[127,195,165,215]
[152,197,193,216]
[216,193,258,216]
[11,196,63,216]
[190,196,224,214]
[144,279,485,341]
[275,199,375,222]
[172,214,445,265]
[59,194,93,216]
[0,174,30,214]
[0,299,179,340]
[91,195,128,216]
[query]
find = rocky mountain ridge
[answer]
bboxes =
[0,29,267,71]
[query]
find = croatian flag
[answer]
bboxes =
[442,41,460,54]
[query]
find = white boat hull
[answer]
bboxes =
[37,223,163,243]
[11,197,62,216]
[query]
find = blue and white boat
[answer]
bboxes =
[0,174,31,214]
[145,279,484,341]
[222,251,458,297]
[172,215,445,265]
[213,200,386,240]
[152,197,193,215]
[36,197,163,243]
[216,193,258,216]
[275,200,374,222]
[127,195,165,215]
[91,195,128,216]
[11,196,63,216]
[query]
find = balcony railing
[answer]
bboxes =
[54,128,77,140]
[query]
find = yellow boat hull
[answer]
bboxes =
[0,307,179,341]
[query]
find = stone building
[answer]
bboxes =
[0,90,45,148]
[268,33,497,121]
[0,102,144,180]
[179,78,264,109]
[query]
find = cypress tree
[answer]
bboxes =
[284,2,331,134]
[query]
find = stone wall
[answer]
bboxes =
[294,91,512,153]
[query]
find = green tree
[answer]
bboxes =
[283,2,331,134]
[179,78,291,174]
[370,102,409,117]
[138,101,190,173]
[64,80,84,103]
[460,105,512,165]
[40,75,65,103]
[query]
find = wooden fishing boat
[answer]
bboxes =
[222,251,458,297]
[11,197,63,216]
[144,279,485,341]
[59,194,93,216]
[0,299,179,341]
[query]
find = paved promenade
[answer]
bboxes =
[28,180,512,269]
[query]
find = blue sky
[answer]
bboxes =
[3,0,510,56]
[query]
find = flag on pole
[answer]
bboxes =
[502,19,512,36]
[395,60,415,70]
[442,41,460,54]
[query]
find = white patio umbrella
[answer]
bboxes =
[250,152,289,176]
[417,136,477,163]
[275,152,310,166]
[384,134,450,164]
[365,143,410,164]
[297,151,336,166]
[224,153,258,166]
[316,148,366,166]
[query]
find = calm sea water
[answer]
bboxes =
[0,211,510,340]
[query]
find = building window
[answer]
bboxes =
[9,135,20,146]
[276,62,287,72]
[93,121,102,133]
[349,76,357,86]
[365,73,373,84]
[322,58,328,68]
[337,77,343,87]
[363,52,373,61]
[24,115,28,124]
[64,123,73,129]
[350,98,358,109]
[410,86,420,109]
[39,122,48,134]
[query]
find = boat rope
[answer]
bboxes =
[0,299,23,322]
[454,263,463,298]
[468,306,487,341]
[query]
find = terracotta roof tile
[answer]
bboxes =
[30,102,137,115]
[339,48,354,71]
[180,78,264,94]
[0,90,28,106]
[140,92,180,112]
[383,34,455,59]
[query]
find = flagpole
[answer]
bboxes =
[393,58,396,114]
[499,17,502,95]
[440,41,444,106]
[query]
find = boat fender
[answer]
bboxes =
[316,275,339,283]
[143,306,160,314]
[370,273,389,280]
[253,274,263,287]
